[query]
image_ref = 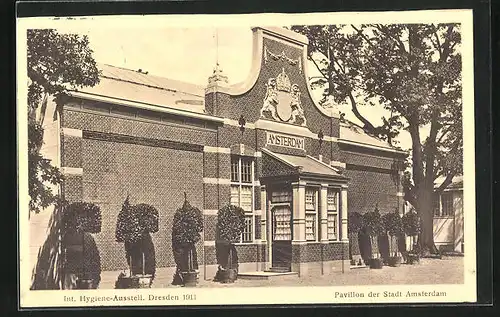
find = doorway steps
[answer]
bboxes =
[238,268,298,280]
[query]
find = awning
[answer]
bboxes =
[261,148,348,181]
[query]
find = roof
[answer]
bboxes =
[339,120,404,153]
[434,175,463,190]
[73,63,206,113]
[263,149,346,179]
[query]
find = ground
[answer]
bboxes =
[98,256,464,289]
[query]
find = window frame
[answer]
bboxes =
[305,187,319,242]
[230,155,256,244]
[326,188,340,241]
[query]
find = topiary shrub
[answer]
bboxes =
[171,193,203,286]
[382,209,404,266]
[401,208,421,263]
[348,211,364,262]
[61,201,102,289]
[115,196,159,288]
[62,202,102,234]
[214,204,245,283]
[362,206,385,268]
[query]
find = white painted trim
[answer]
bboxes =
[61,127,82,138]
[254,209,262,216]
[61,167,83,175]
[255,119,338,141]
[67,91,225,123]
[204,241,215,246]
[203,146,231,154]
[302,47,340,119]
[206,29,264,96]
[396,192,405,197]
[330,161,347,169]
[203,178,231,185]
[338,139,408,155]
[203,209,219,216]
[253,180,261,186]
[223,118,256,129]
[254,151,262,158]
[259,26,309,46]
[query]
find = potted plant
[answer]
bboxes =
[171,193,204,287]
[115,196,159,289]
[401,208,421,264]
[362,206,385,269]
[348,211,364,266]
[214,204,245,283]
[61,201,102,289]
[382,209,404,267]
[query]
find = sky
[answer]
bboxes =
[59,26,418,151]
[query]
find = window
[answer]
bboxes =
[433,196,441,216]
[441,192,454,217]
[271,190,292,203]
[230,156,255,243]
[305,188,318,241]
[327,188,339,240]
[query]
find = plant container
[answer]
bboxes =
[76,278,95,289]
[369,258,383,269]
[388,256,402,267]
[181,271,198,287]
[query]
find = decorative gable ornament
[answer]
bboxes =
[260,69,307,126]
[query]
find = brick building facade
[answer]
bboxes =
[38,27,407,279]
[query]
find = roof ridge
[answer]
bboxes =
[98,63,206,91]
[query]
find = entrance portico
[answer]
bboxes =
[260,149,349,276]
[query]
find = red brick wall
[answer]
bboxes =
[81,138,204,271]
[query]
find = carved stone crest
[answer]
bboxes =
[260,69,307,126]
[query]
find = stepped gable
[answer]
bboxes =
[204,27,340,138]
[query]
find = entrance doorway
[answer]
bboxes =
[271,205,292,271]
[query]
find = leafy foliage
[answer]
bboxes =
[115,196,160,243]
[216,205,245,243]
[27,29,100,214]
[382,209,404,237]
[291,24,462,249]
[348,211,364,234]
[171,195,204,245]
[401,209,421,236]
[362,206,385,237]
[62,202,102,234]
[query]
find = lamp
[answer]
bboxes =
[318,130,324,147]
[238,115,246,133]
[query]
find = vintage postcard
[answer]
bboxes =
[17,10,477,308]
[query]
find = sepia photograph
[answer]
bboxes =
[17,10,476,307]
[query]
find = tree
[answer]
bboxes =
[291,24,463,254]
[27,29,100,214]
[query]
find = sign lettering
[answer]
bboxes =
[266,132,305,150]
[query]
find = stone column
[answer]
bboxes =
[339,185,350,271]
[259,185,268,270]
[320,184,329,243]
[341,185,348,242]
[320,184,329,275]
[291,181,306,275]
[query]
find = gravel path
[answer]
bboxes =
[99,256,464,289]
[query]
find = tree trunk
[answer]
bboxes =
[417,189,439,255]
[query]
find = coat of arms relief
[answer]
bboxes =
[260,69,307,126]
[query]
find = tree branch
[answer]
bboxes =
[347,91,376,131]
[435,171,457,194]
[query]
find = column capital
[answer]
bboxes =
[291,180,307,188]
[320,183,329,189]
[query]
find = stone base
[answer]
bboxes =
[203,262,267,281]
[292,260,350,276]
